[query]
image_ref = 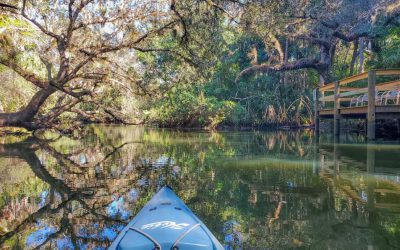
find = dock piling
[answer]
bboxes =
[334,81,340,136]
[367,70,376,140]
[314,88,320,135]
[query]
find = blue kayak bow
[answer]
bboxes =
[109,186,224,250]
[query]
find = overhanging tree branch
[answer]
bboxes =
[0,3,18,9]
[332,31,369,42]
[235,58,323,82]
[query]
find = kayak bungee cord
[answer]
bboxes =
[172,223,201,249]
[128,227,162,250]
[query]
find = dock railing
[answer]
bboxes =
[314,69,400,139]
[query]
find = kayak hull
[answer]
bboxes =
[108,186,224,250]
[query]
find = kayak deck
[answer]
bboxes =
[108,186,223,250]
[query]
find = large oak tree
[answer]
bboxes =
[0,0,235,130]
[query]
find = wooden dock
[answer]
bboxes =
[314,69,400,139]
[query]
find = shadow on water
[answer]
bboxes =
[0,125,400,249]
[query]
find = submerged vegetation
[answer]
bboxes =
[0,1,400,131]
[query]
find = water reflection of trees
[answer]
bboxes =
[0,126,399,249]
[0,137,127,249]
[0,129,166,249]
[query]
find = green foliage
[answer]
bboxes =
[368,26,400,69]
[145,31,316,128]
[148,84,236,129]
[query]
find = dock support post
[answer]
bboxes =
[397,119,400,136]
[367,70,376,140]
[334,81,340,137]
[314,88,320,135]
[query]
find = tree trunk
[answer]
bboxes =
[329,43,337,66]
[278,73,286,124]
[318,46,332,83]
[282,39,289,86]
[350,39,359,75]
[0,87,56,130]
[359,38,364,73]
[294,97,302,127]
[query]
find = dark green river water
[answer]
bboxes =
[1,125,400,249]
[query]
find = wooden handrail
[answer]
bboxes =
[322,87,360,92]
[338,72,368,87]
[318,69,400,92]
[319,96,352,102]
[319,79,400,101]
[320,72,368,91]
[376,69,400,76]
